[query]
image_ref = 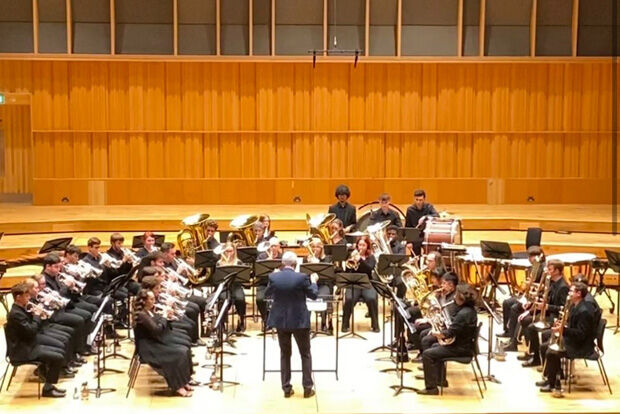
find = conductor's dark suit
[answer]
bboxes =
[265,267,318,393]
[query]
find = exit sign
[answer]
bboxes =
[0,94,4,105]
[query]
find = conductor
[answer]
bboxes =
[265,251,319,398]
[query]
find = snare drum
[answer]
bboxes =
[424,218,462,253]
[547,253,596,281]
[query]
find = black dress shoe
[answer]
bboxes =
[504,342,518,352]
[42,388,65,398]
[341,326,350,333]
[284,389,294,398]
[539,384,553,393]
[52,385,66,394]
[522,358,541,368]
[535,380,549,387]
[304,389,315,398]
[416,388,439,395]
[415,374,425,380]
[188,379,201,387]
[76,356,87,364]
[60,369,75,379]
[371,327,380,333]
[517,353,532,361]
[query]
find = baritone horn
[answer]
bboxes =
[229,214,260,246]
[306,213,336,245]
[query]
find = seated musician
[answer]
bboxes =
[160,242,207,313]
[253,221,267,244]
[328,184,357,230]
[341,236,379,333]
[304,238,334,332]
[571,273,602,322]
[204,219,220,250]
[6,283,68,398]
[260,214,276,240]
[386,224,408,299]
[404,189,439,255]
[536,282,597,393]
[498,246,546,350]
[133,289,195,397]
[135,232,159,259]
[519,259,569,367]
[256,238,283,327]
[369,193,402,227]
[217,242,247,332]
[416,283,478,396]
[329,219,348,245]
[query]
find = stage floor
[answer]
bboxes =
[0,297,619,414]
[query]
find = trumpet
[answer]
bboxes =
[26,302,54,319]
[174,256,198,279]
[162,266,189,286]
[154,303,184,321]
[37,288,70,309]
[58,272,87,293]
[65,261,102,279]
[161,280,192,299]
[346,250,361,270]
[159,291,189,309]
[122,247,141,266]
[100,252,123,269]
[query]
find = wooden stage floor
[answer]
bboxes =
[0,296,618,414]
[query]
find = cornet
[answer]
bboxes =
[100,252,123,269]
[154,303,184,321]
[58,272,87,293]
[26,302,54,319]
[161,280,192,300]
[122,247,141,266]
[174,257,198,279]
[38,288,70,309]
[162,266,189,286]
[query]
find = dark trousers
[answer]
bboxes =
[231,283,246,318]
[256,285,268,321]
[543,348,564,387]
[396,305,422,346]
[51,309,87,353]
[342,287,378,330]
[31,345,65,385]
[502,296,524,339]
[422,343,471,390]
[526,324,551,360]
[276,328,313,392]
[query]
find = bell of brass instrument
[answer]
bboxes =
[26,302,54,319]
[177,213,211,258]
[58,272,86,293]
[121,247,141,266]
[154,303,183,321]
[400,263,430,302]
[229,214,260,246]
[366,220,392,257]
[346,250,361,270]
[306,213,336,245]
[302,239,319,263]
[174,256,205,285]
[548,296,572,353]
[162,266,189,286]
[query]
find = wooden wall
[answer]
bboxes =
[0,104,32,194]
[0,59,616,205]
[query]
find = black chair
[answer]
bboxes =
[439,322,486,398]
[0,325,42,399]
[566,318,612,395]
[512,227,543,259]
[125,333,165,398]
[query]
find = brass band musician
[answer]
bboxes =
[328,185,357,229]
[303,238,334,332]
[216,242,247,332]
[405,189,439,256]
[256,238,284,327]
[205,219,220,250]
[369,193,402,227]
[329,219,347,245]
[136,231,159,259]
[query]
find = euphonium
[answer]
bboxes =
[400,263,430,302]
[366,220,392,257]
[306,213,336,245]
[420,288,455,346]
[26,302,54,319]
[229,214,260,246]
[548,296,572,353]
[177,213,211,258]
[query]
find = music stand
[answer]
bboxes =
[300,263,336,337]
[39,237,72,254]
[101,274,134,360]
[211,295,240,390]
[398,227,422,244]
[336,272,371,340]
[87,314,116,397]
[131,234,165,249]
[237,247,258,266]
[324,244,349,263]
[253,259,282,331]
[604,250,620,334]
[195,249,219,271]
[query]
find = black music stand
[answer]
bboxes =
[101,273,134,360]
[325,244,349,263]
[336,272,371,340]
[399,227,422,244]
[254,259,282,331]
[237,247,258,266]
[300,263,336,337]
[131,234,165,249]
[211,293,240,391]
[480,240,511,299]
[213,265,252,338]
[604,250,620,334]
[39,237,72,254]
[87,314,116,397]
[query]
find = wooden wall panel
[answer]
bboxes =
[0,105,32,193]
[0,60,615,204]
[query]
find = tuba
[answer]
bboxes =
[306,213,336,245]
[366,220,392,257]
[229,214,260,246]
[177,213,211,258]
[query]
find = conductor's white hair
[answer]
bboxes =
[281,251,298,267]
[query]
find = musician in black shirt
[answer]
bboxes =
[405,189,439,228]
[328,185,357,230]
[369,193,402,227]
[205,219,220,250]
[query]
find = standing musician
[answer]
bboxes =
[265,251,319,398]
[498,246,546,351]
[416,283,478,396]
[341,236,380,333]
[520,259,569,367]
[259,214,276,240]
[328,219,348,245]
[256,238,284,326]
[328,184,357,230]
[135,231,159,259]
[217,242,247,332]
[536,282,597,393]
[6,283,67,398]
[133,289,196,397]
[205,219,220,250]
[369,193,402,227]
[405,189,439,255]
[304,238,334,332]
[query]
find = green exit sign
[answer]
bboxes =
[0,93,4,105]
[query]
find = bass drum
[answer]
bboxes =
[423,218,462,252]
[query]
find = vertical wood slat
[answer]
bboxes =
[110,0,115,55]
[249,0,253,56]
[323,0,327,56]
[216,0,221,56]
[173,0,178,56]
[32,0,39,54]
[530,0,537,57]
[364,0,369,57]
[572,0,579,56]
[479,0,486,56]
[396,0,402,57]
[66,0,72,54]
[457,0,463,57]
[271,0,275,56]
